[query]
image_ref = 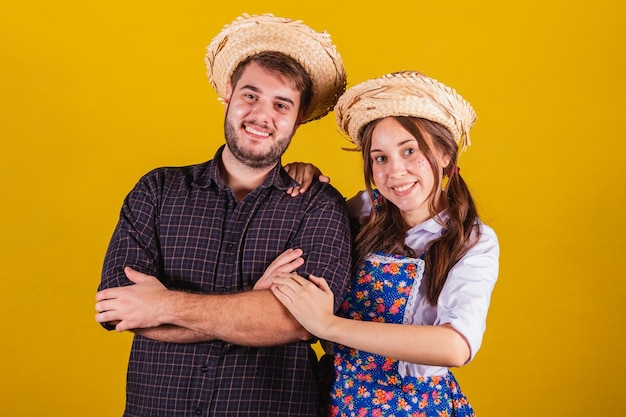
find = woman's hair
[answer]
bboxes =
[230,51,313,119]
[353,116,481,305]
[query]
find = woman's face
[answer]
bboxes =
[369,118,449,226]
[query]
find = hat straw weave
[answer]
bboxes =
[205,13,347,123]
[335,71,477,150]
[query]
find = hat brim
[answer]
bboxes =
[206,14,346,123]
[335,71,477,150]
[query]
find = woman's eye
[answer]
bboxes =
[404,148,416,156]
[374,155,386,163]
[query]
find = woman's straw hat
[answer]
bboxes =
[205,13,347,123]
[335,71,477,150]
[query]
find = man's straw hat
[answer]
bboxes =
[335,71,477,150]
[205,13,347,123]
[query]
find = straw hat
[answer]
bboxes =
[335,71,477,150]
[205,13,347,123]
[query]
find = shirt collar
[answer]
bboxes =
[408,210,449,235]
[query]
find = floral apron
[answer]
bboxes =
[324,252,476,417]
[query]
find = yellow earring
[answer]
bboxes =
[441,174,450,191]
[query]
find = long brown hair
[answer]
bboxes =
[353,116,481,305]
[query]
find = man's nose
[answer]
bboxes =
[250,101,271,123]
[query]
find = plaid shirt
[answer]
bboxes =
[99,145,352,416]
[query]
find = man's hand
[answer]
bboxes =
[254,248,304,290]
[95,267,170,332]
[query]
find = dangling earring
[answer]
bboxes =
[442,166,460,191]
[441,174,450,191]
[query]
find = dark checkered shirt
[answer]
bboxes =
[99,145,352,416]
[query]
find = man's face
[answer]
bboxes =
[223,62,302,169]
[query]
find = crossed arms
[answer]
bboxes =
[95,249,310,345]
[95,164,351,347]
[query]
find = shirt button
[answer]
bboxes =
[195,409,202,415]
[201,366,208,372]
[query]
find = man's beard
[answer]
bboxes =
[224,116,295,169]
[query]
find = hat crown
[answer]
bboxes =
[206,13,346,123]
[335,71,477,149]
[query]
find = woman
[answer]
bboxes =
[272,71,499,416]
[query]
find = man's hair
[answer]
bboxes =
[230,51,313,118]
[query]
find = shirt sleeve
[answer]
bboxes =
[290,184,353,313]
[98,171,163,303]
[435,223,500,362]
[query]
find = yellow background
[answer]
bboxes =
[1,1,624,415]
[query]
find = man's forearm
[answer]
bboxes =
[97,268,311,345]
[164,289,312,346]
[133,324,216,343]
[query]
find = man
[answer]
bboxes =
[95,14,351,416]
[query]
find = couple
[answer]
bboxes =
[95,13,499,417]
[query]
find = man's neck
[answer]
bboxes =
[220,147,276,202]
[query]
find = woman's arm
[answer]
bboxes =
[271,273,470,367]
[283,162,330,196]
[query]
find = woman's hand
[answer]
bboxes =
[254,248,305,290]
[284,162,330,197]
[270,273,335,337]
